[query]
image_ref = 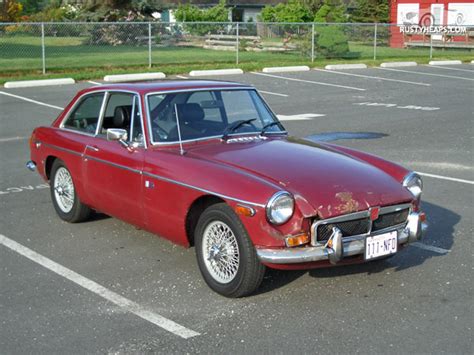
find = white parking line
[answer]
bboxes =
[0,91,63,110]
[417,172,474,185]
[88,80,102,85]
[0,136,28,142]
[251,72,366,91]
[0,234,200,339]
[313,68,431,86]
[428,65,474,73]
[411,242,450,254]
[377,67,474,81]
[176,75,188,79]
[277,113,325,120]
[259,90,289,97]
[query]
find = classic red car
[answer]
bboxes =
[27,81,427,297]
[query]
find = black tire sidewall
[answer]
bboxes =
[195,204,258,297]
[50,160,81,222]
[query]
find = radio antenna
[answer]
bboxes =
[174,104,185,156]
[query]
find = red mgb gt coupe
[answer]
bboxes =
[27,81,427,297]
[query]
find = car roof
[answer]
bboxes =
[81,80,252,95]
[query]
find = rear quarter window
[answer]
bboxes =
[63,93,105,134]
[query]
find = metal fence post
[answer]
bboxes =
[373,23,378,61]
[429,33,433,59]
[148,22,152,68]
[311,23,315,62]
[41,23,46,74]
[236,22,239,65]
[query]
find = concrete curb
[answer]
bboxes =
[325,63,367,70]
[189,69,243,77]
[4,78,75,89]
[262,66,310,73]
[103,72,166,82]
[380,61,417,68]
[428,60,462,66]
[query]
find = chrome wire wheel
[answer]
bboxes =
[53,167,75,213]
[202,221,240,284]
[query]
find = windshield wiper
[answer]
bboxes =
[222,118,256,140]
[260,121,280,136]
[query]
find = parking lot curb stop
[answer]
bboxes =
[4,78,75,89]
[428,60,462,66]
[380,62,418,68]
[262,66,310,73]
[189,69,244,77]
[103,73,166,82]
[324,64,367,70]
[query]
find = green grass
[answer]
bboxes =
[0,35,472,84]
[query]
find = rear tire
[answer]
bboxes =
[195,203,265,298]
[50,159,91,223]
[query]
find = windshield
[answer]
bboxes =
[147,89,285,143]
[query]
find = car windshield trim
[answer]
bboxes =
[145,87,286,146]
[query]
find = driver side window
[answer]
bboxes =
[99,92,144,145]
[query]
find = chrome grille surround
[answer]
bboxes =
[310,203,412,246]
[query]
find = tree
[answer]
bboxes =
[350,0,389,23]
[259,0,312,23]
[0,0,23,22]
[314,0,347,23]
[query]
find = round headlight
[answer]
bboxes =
[403,172,423,201]
[266,191,294,225]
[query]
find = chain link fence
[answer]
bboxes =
[1,21,472,74]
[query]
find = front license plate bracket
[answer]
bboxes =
[365,231,398,260]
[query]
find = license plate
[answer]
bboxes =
[365,231,398,260]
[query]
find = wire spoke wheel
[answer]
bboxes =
[202,221,240,284]
[53,167,75,213]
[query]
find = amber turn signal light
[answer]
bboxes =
[235,205,255,217]
[285,233,310,247]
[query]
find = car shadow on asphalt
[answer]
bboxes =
[257,201,459,293]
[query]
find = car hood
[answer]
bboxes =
[187,137,413,219]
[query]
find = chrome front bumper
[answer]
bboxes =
[257,212,427,264]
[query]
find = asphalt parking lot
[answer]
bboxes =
[1,64,473,354]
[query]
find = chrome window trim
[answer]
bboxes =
[144,87,287,146]
[59,89,147,149]
[310,203,412,246]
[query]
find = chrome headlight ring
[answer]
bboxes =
[266,191,294,225]
[403,172,423,201]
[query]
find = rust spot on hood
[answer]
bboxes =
[334,192,360,214]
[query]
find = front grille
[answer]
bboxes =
[315,207,410,243]
[372,208,409,231]
[317,218,370,241]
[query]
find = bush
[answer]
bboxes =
[315,25,350,58]
[174,0,229,36]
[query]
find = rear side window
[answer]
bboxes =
[63,93,104,134]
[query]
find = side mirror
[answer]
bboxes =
[107,128,128,142]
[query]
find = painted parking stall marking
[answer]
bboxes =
[251,72,366,91]
[259,90,289,97]
[428,65,474,73]
[0,91,63,110]
[313,68,431,87]
[411,242,450,254]
[0,234,200,339]
[377,67,474,81]
[277,113,325,121]
[354,102,440,111]
[0,184,50,195]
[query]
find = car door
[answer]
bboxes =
[82,91,145,226]
[59,92,106,208]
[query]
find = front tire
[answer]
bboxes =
[195,203,265,298]
[50,159,91,223]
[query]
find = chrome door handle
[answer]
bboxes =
[86,145,99,152]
